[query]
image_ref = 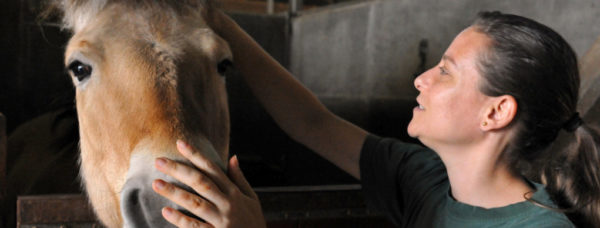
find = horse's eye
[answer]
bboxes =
[217,59,233,76]
[68,60,93,82]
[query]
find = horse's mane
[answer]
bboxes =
[43,0,217,32]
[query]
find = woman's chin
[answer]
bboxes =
[406,123,418,138]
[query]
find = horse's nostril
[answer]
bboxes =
[119,154,206,227]
[120,177,176,228]
[124,189,139,207]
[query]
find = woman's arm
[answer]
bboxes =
[211,11,367,178]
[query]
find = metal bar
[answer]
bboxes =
[254,184,361,192]
[267,0,274,14]
[289,0,303,15]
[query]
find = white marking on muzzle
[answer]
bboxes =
[120,138,223,228]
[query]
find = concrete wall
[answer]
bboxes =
[289,0,600,100]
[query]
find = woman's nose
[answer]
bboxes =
[414,71,427,91]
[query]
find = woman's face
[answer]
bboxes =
[407,27,494,150]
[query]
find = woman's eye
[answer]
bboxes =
[68,60,93,82]
[217,59,233,76]
[439,66,448,75]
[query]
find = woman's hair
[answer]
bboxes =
[472,11,600,226]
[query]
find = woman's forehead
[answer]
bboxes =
[443,27,491,70]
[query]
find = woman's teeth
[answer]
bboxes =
[418,104,425,110]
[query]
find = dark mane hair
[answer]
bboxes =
[473,11,600,227]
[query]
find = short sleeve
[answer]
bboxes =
[360,134,448,227]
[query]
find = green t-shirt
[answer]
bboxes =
[359,135,574,227]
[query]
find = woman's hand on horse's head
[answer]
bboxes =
[152,140,266,228]
[201,7,228,36]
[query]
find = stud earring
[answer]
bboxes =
[482,121,488,127]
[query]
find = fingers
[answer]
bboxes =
[152,179,220,224]
[227,155,258,199]
[176,140,235,194]
[155,140,265,228]
[202,8,227,36]
[155,157,227,207]
[161,206,214,228]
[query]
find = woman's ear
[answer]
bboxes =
[481,95,517,131]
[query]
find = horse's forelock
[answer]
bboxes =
[45,0,107,32]
[49,0,217,32]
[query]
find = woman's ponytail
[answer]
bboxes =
[543,124,600,227]
[472,12,600,226]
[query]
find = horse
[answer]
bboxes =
[52,0,231,227]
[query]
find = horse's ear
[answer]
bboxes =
[50,0,107,32]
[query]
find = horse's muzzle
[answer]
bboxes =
[120,153,201,228]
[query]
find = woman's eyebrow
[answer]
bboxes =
[442,55,457,68]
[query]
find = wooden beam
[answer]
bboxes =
[578,35,600,116]
[17,195,98,227]
[17,186,393,227]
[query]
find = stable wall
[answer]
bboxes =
[2,0,600,188]
[287,0,600,100]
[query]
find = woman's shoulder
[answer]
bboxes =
[360,134,449,226]
[519,182,576,227]
[360,134,445,183]
[519,211,574,228]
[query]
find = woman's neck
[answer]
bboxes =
[436,138,534,209]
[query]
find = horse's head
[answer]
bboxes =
[56,1,231,226]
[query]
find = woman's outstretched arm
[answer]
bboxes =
[209,11,368,178]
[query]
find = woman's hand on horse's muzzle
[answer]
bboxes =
[152,140,266,228]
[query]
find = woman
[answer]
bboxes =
[151,11,600,227]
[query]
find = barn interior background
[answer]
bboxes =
[1,0,600,227]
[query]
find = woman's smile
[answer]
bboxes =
[407,27,494,148]
[414,98,425,111]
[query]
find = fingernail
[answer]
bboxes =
[155,179,166,189]
[163,207,173,217]
[156,158,167,167]
[233,155,240,167]
[176,140,190,155]
[176,140,188,149]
